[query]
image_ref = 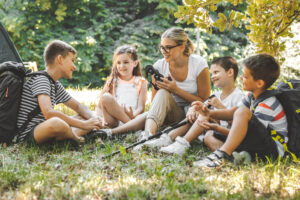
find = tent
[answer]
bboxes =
[0,21,23,64]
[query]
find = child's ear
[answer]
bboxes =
[134,60,139,68]
[56,55,63,65]
[256,79,265,89]
[227,68,234,77]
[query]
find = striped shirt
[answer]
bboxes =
[242,93,288,156]
[16,74,71,142]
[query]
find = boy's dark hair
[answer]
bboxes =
[211,56,239,80]
[43,40,77,65]
[243,54,280,89]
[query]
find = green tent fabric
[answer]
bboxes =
[0,21,22,64]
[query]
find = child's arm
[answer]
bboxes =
[38,94,101,130]
[208,96,226,109]
[209,106,238,121]
[197,120,230,136]
[192,101,238,121]
[133,80,148,118]
[63,98,96,119]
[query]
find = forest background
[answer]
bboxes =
[0,0,299,88]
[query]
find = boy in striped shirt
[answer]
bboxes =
[16,40,102,144]
[192,54,288,168]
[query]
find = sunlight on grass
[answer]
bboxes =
[55,87,152,114]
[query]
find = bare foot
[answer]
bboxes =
[71,132,85,143]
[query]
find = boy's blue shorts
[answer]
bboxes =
[212,115,279,159]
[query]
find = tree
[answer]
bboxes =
[0,0,182,87]
[175,0,300,58]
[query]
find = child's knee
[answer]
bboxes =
[101,92,114,104]
[47,117,69,132]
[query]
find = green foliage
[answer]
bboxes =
[246,0,300,58]
[0,0,250,87]
[0,0,182,87]
[175,0,300,58]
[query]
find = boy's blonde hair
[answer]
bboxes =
[43,40,76,65]
[102,45,142,95]
[161,27,194,56]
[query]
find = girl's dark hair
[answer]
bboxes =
[102,45,142,95]
[44,40,76,65]
[211,56,239,81]
[243,54,280,89]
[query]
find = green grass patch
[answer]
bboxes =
[1,138,299,199]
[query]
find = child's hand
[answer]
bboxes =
[123,106,134,119]
[155,75,177,93]
[191,101,210,117]
[208,97,224,109]
[197,120,219,130]
[186,106,199,123]
[191,101,203,111]
[84,117,102,131]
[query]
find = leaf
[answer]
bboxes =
[213,13,227,32]
[119,146,127,156]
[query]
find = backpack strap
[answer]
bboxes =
[26,70,55,84]
[17,71,56,134]
[270,129,299,161]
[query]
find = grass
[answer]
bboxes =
[0,88,299,199]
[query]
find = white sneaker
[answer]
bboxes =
[144,134,173,148]
[137,130,152,141]
[198,134,205,143]
[160,136,190,156]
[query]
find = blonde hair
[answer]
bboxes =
[161,27,194,56]
[102,45,142,95]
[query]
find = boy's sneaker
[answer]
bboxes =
[144,133,173,148]
[232,151,252,165]
[137,130,152,141]
[198,134,205,143]
[160,136,190,156]
[193,149,233,168]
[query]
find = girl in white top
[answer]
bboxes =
[145,57,245,155]
[96,45,147,128]
[97,27,210,138]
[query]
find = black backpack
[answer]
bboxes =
[0,61,54,145]
[253,80,300,159]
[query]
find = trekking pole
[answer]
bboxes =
[100,119,189,160]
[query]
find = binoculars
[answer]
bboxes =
[145,65,172,90]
